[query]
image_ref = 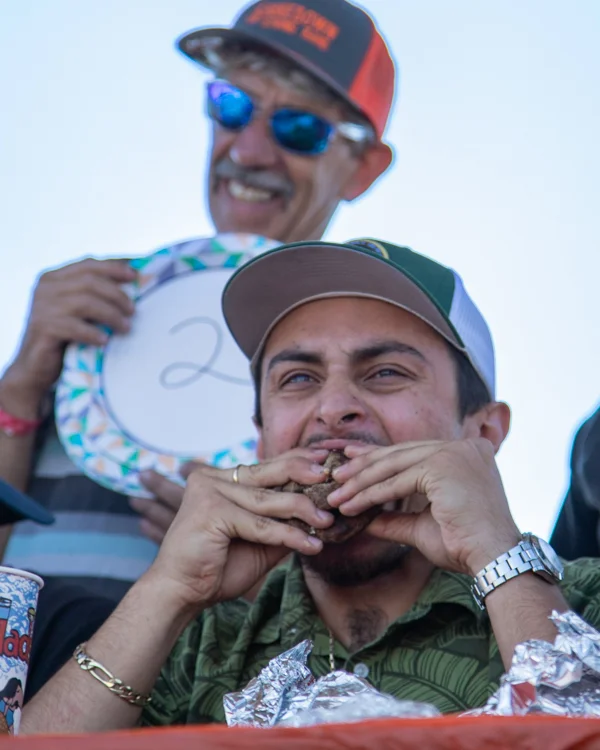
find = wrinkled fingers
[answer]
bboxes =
[219,480,334,530]
[217,502,324,555]
[187,449,330,489]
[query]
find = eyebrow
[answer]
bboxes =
[265,340,428,375]
[350,340,429,366]
[266,349,323,374]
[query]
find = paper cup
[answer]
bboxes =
[0,566,43,735]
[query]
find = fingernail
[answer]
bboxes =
[345,444,370,454]
[306,536,322,548]
[311,463,325,475]
[316,509,332,522]
[328,489,341,503]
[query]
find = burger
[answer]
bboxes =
[280,450,381,544]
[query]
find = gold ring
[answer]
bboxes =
[232,464,243,484]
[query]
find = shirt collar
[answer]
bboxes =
[252,557,486,649]
[249,556,317,646]
[393,567,487,625]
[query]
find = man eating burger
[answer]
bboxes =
[22,238,600,733]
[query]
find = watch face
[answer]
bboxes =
[534,536,565,580]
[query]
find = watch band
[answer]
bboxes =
[471,538,546,610]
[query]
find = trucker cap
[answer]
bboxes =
[222,238,496,398]
[0,478,54,527]
[177,0,396,139]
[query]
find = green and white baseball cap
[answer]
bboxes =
[222,238,496,398]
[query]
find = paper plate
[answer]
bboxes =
[55,233,279,497]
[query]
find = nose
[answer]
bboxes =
[315,379,367,430]
[229,117,279,168]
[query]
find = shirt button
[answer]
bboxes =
[353,663,369,679]
[289,628,297,635]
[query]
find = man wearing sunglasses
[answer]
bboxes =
[181,0,394,244]
[0,0,397,688]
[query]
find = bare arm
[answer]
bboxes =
[20,451,332,734]
[0,261,137,485]
[0,258,136,560]
[483,572,569,668]
[0,368,47,559]
[0,368,42,492]
[20,570,197,734]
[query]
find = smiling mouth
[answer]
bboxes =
[226,178,279,203]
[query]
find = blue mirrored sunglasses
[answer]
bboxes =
[206,80,373,156]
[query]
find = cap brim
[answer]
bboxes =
[176,27,376,134]
[222,243,462,369]
[0,479,54,526]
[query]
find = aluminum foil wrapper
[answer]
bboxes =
[465,610,600,717]
[278,670,440,726]
[224,640,315,727]
[224,640,440,727]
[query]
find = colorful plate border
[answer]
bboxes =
[55,233,278,497]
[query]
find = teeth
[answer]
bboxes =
[228,179,274,202]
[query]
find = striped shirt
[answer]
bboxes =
[142,555,600,725]
[4,420,157,600]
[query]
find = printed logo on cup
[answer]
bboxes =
[0,567,43,735]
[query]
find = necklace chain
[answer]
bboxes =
[328,629,336,672]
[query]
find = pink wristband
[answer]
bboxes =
[0,407,42,437]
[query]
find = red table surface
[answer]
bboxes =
[4,716,600,750]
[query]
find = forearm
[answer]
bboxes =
[0,431,36,492]
[485,574,569,669]
[0,368,45,491]
[0,372,43,560]
[21,569,199,735]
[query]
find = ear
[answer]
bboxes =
[465,402,511,453]
[342,142,394,201]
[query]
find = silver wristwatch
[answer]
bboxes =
[471,533,564,610]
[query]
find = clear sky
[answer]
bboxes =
[1,0,599,537]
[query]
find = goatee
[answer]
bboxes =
[300,540,412,587]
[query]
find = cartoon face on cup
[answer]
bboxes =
[0,566,43,735]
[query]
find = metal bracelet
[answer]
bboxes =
[73,643,152,707]
[471,540,544,610]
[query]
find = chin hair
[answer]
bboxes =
[300,541,412,587]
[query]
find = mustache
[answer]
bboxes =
[303,432,387,448]
[213,158,294,197]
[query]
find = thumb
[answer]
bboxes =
[234,544,290,590]
[260,546,291,574]
[367,511,422,547]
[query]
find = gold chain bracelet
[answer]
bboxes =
[73,643,152,707]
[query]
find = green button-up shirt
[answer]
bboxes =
[141,556,600,725]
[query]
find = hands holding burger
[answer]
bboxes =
[146,437,521,614]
